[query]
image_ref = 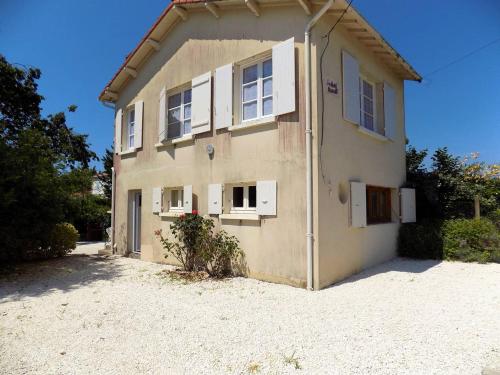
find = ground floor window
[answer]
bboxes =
[230,184,256,213]
[366,185,391,224]
[168,188,184,212]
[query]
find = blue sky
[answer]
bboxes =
[1,0,499,168]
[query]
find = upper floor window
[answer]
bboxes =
[167,88,192,139]
[359,77,375,131]
[241,58,273,122]
[127,108,135,149]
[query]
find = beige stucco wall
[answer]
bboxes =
[313,16,407,289]
[113,7,311,287]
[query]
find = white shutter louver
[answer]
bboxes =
[114,108,122,153]
[401,188,416,223]
[215,64,233,129]
[191,72,212,135]
[383,82,396,140]
[134,100,143,148]
[152,187,161,213]
[208,184,222,214]
[256,180,277,216]
[350,181,367,228]
[272,37,296,116]
[342,50,360,125]
[183,185,193,213]
[158,87,167,142]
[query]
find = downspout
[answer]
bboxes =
[305,0,334,290]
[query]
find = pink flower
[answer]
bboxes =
[179,214,186,220]
[154,229,162,236]
[192,210,198,215]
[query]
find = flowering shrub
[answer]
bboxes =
[155,213,243,277]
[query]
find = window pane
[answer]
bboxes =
[243,82,257,101]
[128,124,134,136]
[168,107,181,124]
[167,122,181,139]
[263,59,272,78]
[248,186,256,208]
[263,97,273,116]
[184,89,192,104]
[184,103,191,120]
[363,114,374,130]
[363,97,373,115]
[233,187,244,208]
[171,190,178,208]
[129,109,135,123]
[243,101,257,120]
[129,135,134,149]
[180,190,184,207]
[183,120,191,135]
[168,93,181,109]
[363,81,373,98]
[243,64,258,84]
[263,77,272,97]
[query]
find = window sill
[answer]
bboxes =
[357,126,390,142]
[220,213,260,221]
[119,148,137,156]
[228,117,276,132]
[155,134,194,148]
[159,211,184,218]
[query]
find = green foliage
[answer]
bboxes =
[156,213,243,277]
[443,219,500,263]
[397,220,443,260]
[99,147,114,201]
[48,223,79,257]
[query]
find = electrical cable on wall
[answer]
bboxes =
[318,0,354,185]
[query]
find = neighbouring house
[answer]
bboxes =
[91,173,106,196]
[99,0,419,289]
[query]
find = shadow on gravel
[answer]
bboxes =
[331,258,442,288]
[0,254,123,301]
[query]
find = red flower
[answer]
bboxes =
[179,214,186,220]
[154,229,162,236]
[192,210,198,215]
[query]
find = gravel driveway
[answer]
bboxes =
[1,243,499,375]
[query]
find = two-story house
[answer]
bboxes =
[99,0,419,290]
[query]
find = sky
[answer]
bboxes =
[1,0,499,169]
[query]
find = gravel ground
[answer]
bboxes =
[1,244,499,375]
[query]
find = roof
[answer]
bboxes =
[99,0,421,102]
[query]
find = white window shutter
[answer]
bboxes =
[272,37,296,116]
[342,50,360,125]
[152,187,161,213]
[158,87,166,142]
[114,108,122,153]
[191,72,212,135]
[134,100,143,148]
[383,82,396,140]
[208,183,222,214]
[401,188,416,223]
[183,185,193,213]
[350,182,366,228]
[215,64,233,129]
[257,180,277,216]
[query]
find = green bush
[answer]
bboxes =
[397,220,443,259]
[443,219,500,263]
[487,209,500,230]
[155,213,243,277]
[48,223,79,257]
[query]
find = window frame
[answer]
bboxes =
[168,188,184,212]
[167,86,192,140]
[239,56,273,123]
[366,185,392,225]
[359,76,376,131]
[126,107,135,150]
[230,184,257,213]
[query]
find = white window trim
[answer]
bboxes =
[230,184,257,214]
[359,76,376,131]
[167,86,192,140]
[126,107,135,150]
[240,56,273,124]
[168,188,184,212]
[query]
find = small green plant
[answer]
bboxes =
[48,223,79,257]
[443,218,499,263]
[283,351,302,370]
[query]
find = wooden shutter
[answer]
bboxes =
[134,100,143,148]
[183,185,193,213]
[401,188,416,223]
[215,64,233,129]
[158,87,166,142]
[342,50,360,125]
[256,180,277,216]
[350,181,367,228]
[114,108,122,154]
[191,72,212,135]
[384,82,396,140]
[272,37,295,116]
[152,187,161,213]
[208,183,222,214]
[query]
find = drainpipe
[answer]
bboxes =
[111,167,116,253]
[305,0,334,290]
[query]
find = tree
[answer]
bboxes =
[0,55,97,262]
[99,146,114,201]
